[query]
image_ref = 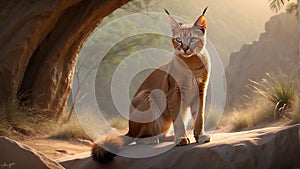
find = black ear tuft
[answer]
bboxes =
[165,8,181,32]
[202,7,208,15]
[164,8,170,15]
[200,28,205,34]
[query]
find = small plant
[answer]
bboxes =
[0,97,89,139]
[51,119,89,139]
[231,112,251,131]
[0,98,48,137]
[226,73,298,132]
[225,101,274,132]
[108,116,128,130]
[50,111,90,140]
[249,73,297,120]
[285,96,300,124]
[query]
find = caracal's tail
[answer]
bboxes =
[91,134,133,163]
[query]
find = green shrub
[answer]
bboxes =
[249,73,297,120]
[227,73,298,132]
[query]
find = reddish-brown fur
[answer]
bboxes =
[92,7,210,163]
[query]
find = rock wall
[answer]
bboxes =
[0,0,130,118]
[225,13,298,110]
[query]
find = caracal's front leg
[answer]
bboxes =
[173,110,190,146]
[168,90,190,146]
[193,89,211,144]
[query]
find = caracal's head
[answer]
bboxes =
[165,7,208,58]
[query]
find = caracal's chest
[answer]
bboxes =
[167,53,210,98]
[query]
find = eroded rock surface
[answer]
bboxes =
[59,124,300,169]
[0,136,63,169]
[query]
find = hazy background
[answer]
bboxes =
[105,0,276,65]
[77,0,279,119]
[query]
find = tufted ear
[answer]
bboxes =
[164,9,181,32]
[194,7,208,33]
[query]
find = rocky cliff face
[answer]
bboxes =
[225,13,298,110]
[0,0,130,118]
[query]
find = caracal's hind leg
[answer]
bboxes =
[135,135,160,144]
[129,90,170,145]
[168,90,190,146]
[193,88,210,144]
[134,117,172,145]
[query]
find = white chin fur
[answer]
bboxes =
[182,54,193,58]
[175,51,193,58]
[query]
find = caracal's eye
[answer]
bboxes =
[189,37,199,44]
[175,37,182,44]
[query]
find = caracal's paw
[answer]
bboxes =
[135,136,159,144]
[194,134,211,144]
[175,136,190,146]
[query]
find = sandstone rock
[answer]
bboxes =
[0,136,63,169]
[0,0,130,118]
[59,124,300,169]
[225,13,298,110]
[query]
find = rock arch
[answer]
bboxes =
[0,0,130,118]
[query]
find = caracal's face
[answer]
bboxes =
[171,24,206,58]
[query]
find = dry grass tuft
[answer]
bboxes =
[285,98,300,124]
[51,116,89,140]
[225,73,299,132]
[108,116,128,130]
[0,98,49,137]
[249,73,297,120]
[226,101,274,132]
[0,98,90,140]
